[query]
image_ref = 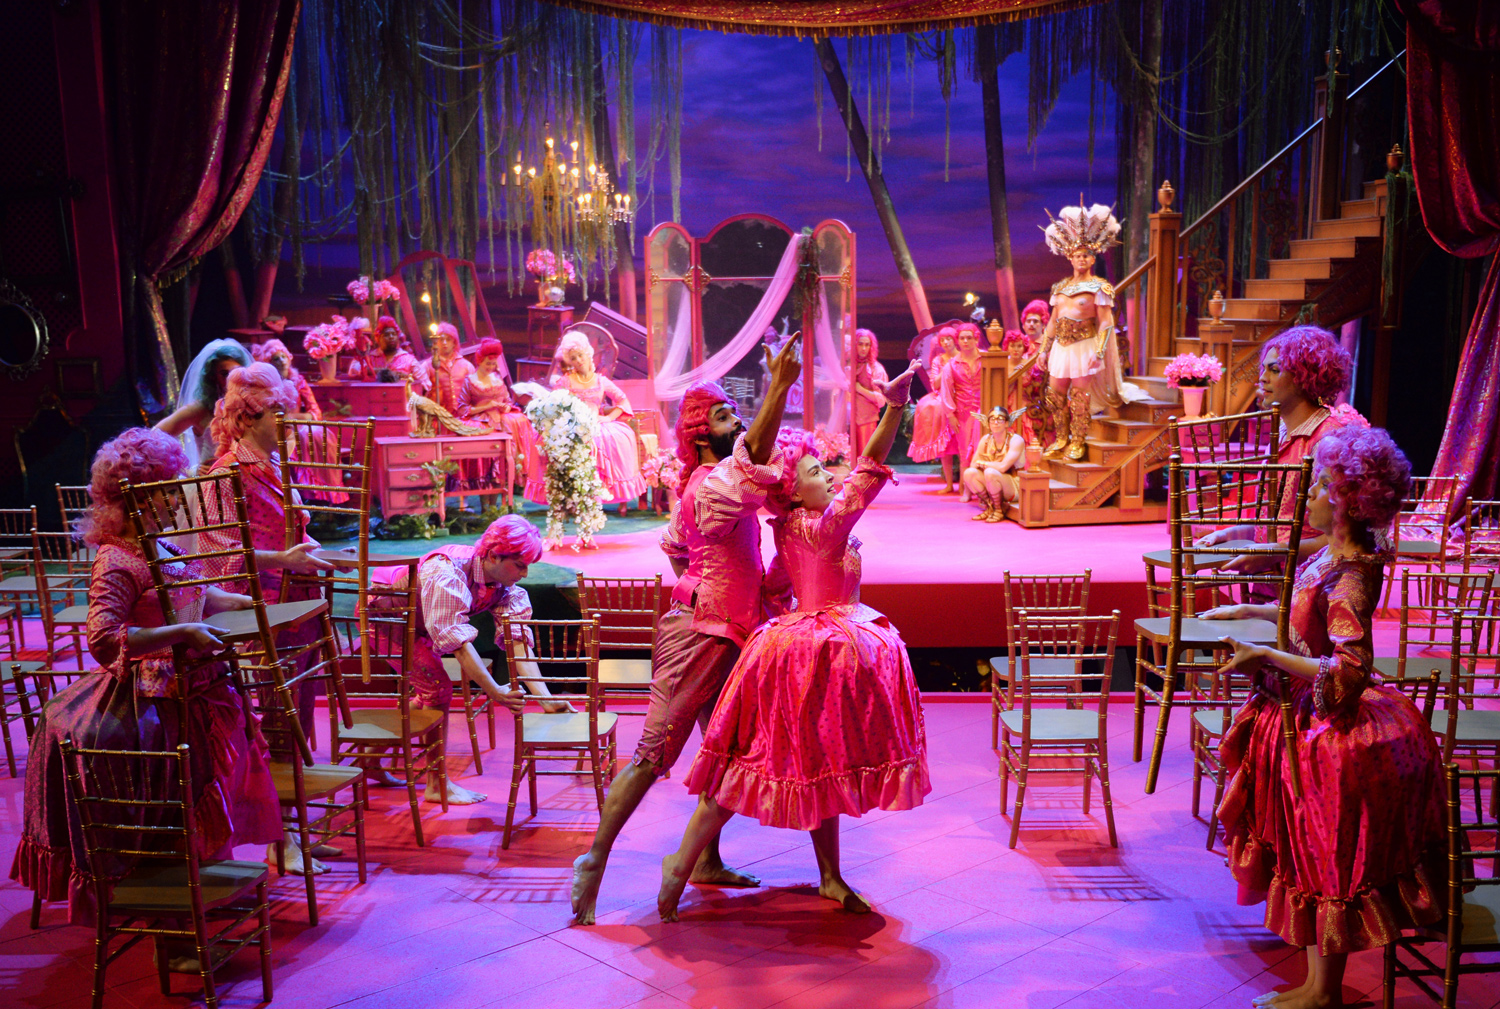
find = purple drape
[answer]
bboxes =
[105,0,299,405]
[1402,1,1500,507]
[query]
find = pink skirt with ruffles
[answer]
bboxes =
[683,602,930,831]
[908,392,956,462]
[525,418,647,505]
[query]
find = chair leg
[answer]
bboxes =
[2,712,16,778]
[502,750,525,850]
[1097,737,1118,848]
[404,736,425,847]
[155,935,171,994]
[1207,754,1228,850]
[1145,663,1177,794]
[467,703,484,775]
[1132,643,1147,762]
[990,691,1000,751]
[30,891,41,929]
[1081,757,1092,815]
[1007,741,1030,849]
[258,880,274,1002]
[528,753,539,816]
[437,716,450,814]
[1190,734,1203,817]
[998,729,1011,809]
[589,742,606,810]
[91,913,109,1009]
[193,906,217,1009]
[486,701,496,749]
[354,779,368,884]
[294,804,319,927]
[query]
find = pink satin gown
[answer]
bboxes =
[908,350,956,462]
[683,457,930,831]
[456,371,535,485]
[1217,546,1446,954]
[524,372,647,505]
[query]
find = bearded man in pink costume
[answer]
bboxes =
[570,334,805,926]
[348,316,421,382]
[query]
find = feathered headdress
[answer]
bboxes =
[1042,200,1122,257]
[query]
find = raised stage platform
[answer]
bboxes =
[471,470,1167,650]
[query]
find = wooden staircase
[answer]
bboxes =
[1001,178,1387,528]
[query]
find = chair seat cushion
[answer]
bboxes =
[342,708,444,741]
[0,576,37,593]
[999,708,1101,741]
[271,761,362,800]
[53,605,89,624]
[1396,539,1443,557]
[1193,709,1229,736]
[1460,884,1500,945]
[1134,616,1278,646]
[1430,709,1500,745]
[110,859,268,913]
[521,710,618,745]
[599,658,653,686]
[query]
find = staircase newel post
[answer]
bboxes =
[1201,290,1234,418]
[1315,48,1348,223]
[1147,181,1180,363]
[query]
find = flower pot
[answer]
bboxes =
[536,280,548,306]
[318,356,338,383]
[1180,385,1206,417]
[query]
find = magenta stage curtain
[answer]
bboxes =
[104,0,299,405]
[540,0,1098,37]
[1401,1,1500,506]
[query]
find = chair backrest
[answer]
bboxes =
[1390,569,1496,685]
[55,485,90,530]
[1442,763,1500,952]
[1170,408,1280,467]
[0,506,38,546]
[1449,609,1500,714]
[30,528,89,613]
[277,414,377,679]
[1395,475,1459,554]
[576,574,661,660]
[1167,454,1314,649]
[1003,570,1091,660]
[58,739,202,908]
[329,565,419,706]
[1463,498,1500,576]
[1013,610,1121,718]
[499,617,601,722]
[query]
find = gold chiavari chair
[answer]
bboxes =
[11,664,73,929]
[1373,568,1495,686]
[59,739,272,1009]
[576,573,662,714]
[1134,454,1314,794]
[1433,609,1500,778]
[0,660,46,777]
[1463,498,1500,577]
[328,566,446,844]
[31,528,91,667]
[999,609,1121,848]
[1172,407,1280,467]
[56,484,95,568]
[0,600,18,662]
[444,655,498,774]
[123,465,363,926]
[1384,474,1461,610]
[499,616,613,849]
[0,506,39,646]
[1383,763,1500,1009]
[989,570,1092,749]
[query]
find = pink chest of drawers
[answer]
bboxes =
[374,432,515,523]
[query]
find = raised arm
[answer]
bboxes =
[860,362,918,466]
[744,331,802,465]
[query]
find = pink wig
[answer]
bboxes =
[1313,425,1411,532]
[556,330,592,370]
[434,321,459,343]
[1022,299,1051,325]
[474,514,543,565]
[768,427,820,514]
[80,427,188,546]
[854,328,879,363]
[477,338,504,361]
[1260,325,1354,406]
[955,322,982,343]
[251,338,300,382]
[673,380,737,493]
[209,363,296,459]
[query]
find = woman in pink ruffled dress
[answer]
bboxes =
[851,328,888,455]
[456,338,534,507]
[660,363,928,921]
[525,330,647,508]
[10,429,281,924]
[1205,426,1444,1009]
[907,326,958,492]
[940,323,984,500]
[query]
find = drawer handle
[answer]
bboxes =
[403,450,419,460]
[405,472,422,482]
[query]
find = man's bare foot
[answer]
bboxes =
[658,853,692,922]
[936,485,954,495]
[312,843,343,858]
[818,877,870,913]
[423,780,486,805]
[571,852,605,925]
[365,769,407,788]
[270,842,329,876]
[688,861,761,887]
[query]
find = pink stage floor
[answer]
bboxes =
[3,695,1490,1009]
[516,472,1170,648]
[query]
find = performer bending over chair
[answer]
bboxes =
[570,334,804,926]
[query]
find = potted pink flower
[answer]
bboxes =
[304,319,354,383]
[1163,352,1224,417]
[524,249,578,306]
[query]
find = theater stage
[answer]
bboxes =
[427,471,1168,650]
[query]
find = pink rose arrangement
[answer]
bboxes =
[813,429,851,466]
[304,317,354,361]
[525,248,577,285]
[346,276,402,305]
[641,449,683,490]
[1164,353,1224,388]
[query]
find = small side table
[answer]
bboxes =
[526,304,574,360]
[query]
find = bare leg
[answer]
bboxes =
[691,832,761,888]
[572,761,660,924]
[421,703,486,805]
[937,456,955,493]
[270,829,327,876]
[1253,947,1346,1008]
[658,795,736,921]
[809,816,869,913]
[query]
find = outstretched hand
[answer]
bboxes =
[877,362,920,407]
[763,332,803,390]
[1217,636,1266,679]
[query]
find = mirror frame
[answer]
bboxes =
[0,280,49,381]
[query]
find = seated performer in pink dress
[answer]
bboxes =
[417,321,475,412]
[456,338,534,506]
[251,340,349,504]
[851,328,888,455]
[940,323,984,501]
[368,515,569,805]
[908,326,959,492]
[660,362,929,921]
[525,330,647,508]
[348,316,421,382]
[10,428,282,924]
[1204,425,1443,1009]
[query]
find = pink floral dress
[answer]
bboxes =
[683,457,930,830]
[908,349,956,462]
[1217,546,1445,954]
[10,541,281,924]
[524,371,648,505]
[456,370,535,484]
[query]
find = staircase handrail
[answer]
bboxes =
[1181,52,1403,242]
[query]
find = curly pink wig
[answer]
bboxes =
[1313,425,1411,532]
[673,380,738,493]
[474,514,543,565]
[1022,299,1051,325]
[854,328,879,364]
[954,322,982,344]
[251,338,300,382]
[80,427,188,545]
[1260,325,1354,406]
[556,330,593,371]
[768,427,820,514]
[209,363,296,459]
[433,321,459,343]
